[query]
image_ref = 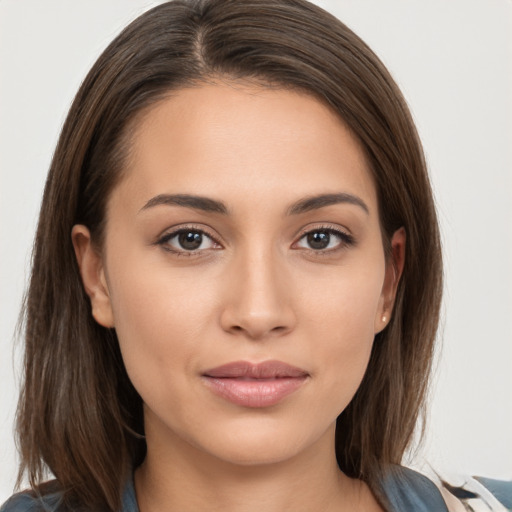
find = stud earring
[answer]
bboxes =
[382,315,387,323]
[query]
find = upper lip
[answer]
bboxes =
[202,360,309,379]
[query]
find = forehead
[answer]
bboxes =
[116,82,378,216]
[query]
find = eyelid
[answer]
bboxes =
[295,222,353,238]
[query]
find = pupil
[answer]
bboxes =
[307,231,330,250]
[178,231,202,250]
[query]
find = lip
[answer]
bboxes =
[201,360,309,408]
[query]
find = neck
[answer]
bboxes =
[134,422,381,512]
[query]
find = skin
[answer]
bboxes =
[73,82,405,512]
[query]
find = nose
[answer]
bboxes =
[219,247,297,340]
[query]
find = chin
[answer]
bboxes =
[191,417,330,468]
[209,443,304,468]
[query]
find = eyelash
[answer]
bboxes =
[156,226,221,256]
[294,225,355,254]
[155,225,355,256]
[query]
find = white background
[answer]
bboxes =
[1,0,511,502]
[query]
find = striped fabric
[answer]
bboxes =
[440,475,512,512]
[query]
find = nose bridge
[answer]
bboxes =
[220,240,295,339]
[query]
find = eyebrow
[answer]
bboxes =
[139,192,369,216]
[140,194,228,214]
[287,193,369,215]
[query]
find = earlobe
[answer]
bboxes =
[71,225,115,328]
[375,227,406,333]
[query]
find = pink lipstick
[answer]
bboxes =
[201,360,308,408]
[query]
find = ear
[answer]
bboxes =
[71,224,115,328]
[374,227,406,333]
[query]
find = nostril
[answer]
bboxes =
[226,323,290,339]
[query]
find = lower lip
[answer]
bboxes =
[202,376,307,408]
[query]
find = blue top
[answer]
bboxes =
[1,466,511,512]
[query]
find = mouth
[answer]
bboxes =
[201,360,309,408]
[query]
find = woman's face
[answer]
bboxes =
[74,82,403,467]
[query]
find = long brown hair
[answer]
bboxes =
[17,0,443,510]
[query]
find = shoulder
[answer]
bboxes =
[0,488,65,512]
[381,466,512,512]
[440,474,512,511]
[474,476,512,508]
[381,465,449,512]
[1,478,139,512]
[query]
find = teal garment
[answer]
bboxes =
[475,476,512,509]
[1,466,510,511]
[381,466,449,511]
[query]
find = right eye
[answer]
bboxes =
[157,228,220,254]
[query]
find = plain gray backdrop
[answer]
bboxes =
[1,0,511,501]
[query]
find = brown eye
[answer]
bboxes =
[306,231,331,250]
[178,231,203,250]
[158,229,218,253]
[295,228,354,252]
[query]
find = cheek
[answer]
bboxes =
[301,258,384,337]
[104,254,216,396]
[299,263,384,400]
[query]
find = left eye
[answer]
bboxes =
[159,229,217,252]
[295,229,350,251]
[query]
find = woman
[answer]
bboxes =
[1,1,509,511]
